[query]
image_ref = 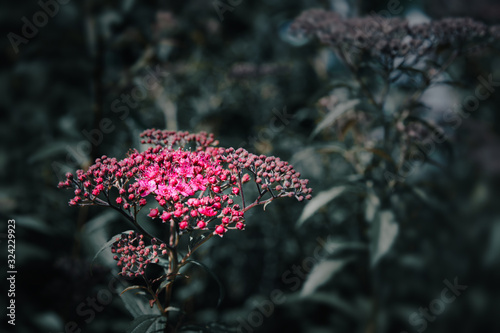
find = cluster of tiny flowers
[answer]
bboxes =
[58,146,244,237]
[214,147,313,201]
[290,9,500,60]
[111,232,166,277]
[57,153,140,207]
[139,129,217,150]
[135,146,245,236]
[59,130,312,238]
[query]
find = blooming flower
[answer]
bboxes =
[59,130,313,240]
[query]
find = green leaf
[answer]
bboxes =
[188,232,210,253]
[84,210,119,235]
[155,257,170,269]
[300,258,353,297]
[13,215,52,235]
[90,230,135,272]
[296,186,346,227]
[315,238,367,257]
[121,285,149,296]
[290,292,362,319]
[484,219,500,266]
[310,99,360,138]
[183,260,225,308]
[370,210,399,267]
[127,315,163,333]
[315,143,346,154]
[120,287,161,318]
[158,278,172,292]
[27,141,73,164]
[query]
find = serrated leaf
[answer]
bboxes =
[311,99,360,138]
[183,260,224,308]
[370,210,399,267]
[127,315,163,333]
[300,258,353,297]
[296,186,346,227]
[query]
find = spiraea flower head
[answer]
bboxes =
[290,9,500,61]
[59,130,312,239]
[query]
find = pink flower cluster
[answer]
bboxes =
[218,147,313,202]
[59,130,312,239]
[133,147,245,236]
[111,232,165,277]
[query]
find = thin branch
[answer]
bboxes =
[237,171,246,210]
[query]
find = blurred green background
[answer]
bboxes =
[1,0,500,332]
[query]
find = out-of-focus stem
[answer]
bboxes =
[237,172,246,210]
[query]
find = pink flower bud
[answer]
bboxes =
[148,208,159,219]
[241,174,250,183]
[214,225,226,236]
